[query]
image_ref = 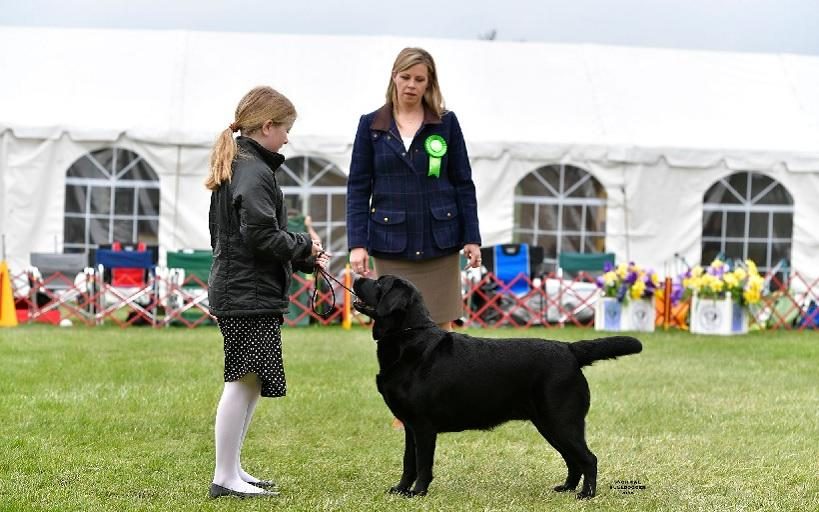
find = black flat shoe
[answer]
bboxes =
[208,483,278,499]
[248,479,278,490]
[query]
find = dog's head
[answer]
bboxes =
[353,275,433,339]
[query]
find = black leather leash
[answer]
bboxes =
[311,258,358,319]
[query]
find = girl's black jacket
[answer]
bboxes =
[208,136,314,317]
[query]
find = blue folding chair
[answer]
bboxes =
[493,244,531,295]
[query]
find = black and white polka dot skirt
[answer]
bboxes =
[217,315,286,398]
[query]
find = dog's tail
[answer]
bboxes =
[568,336,642,367]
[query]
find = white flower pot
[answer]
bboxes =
[690,293,748,335]
[595,297,656,332]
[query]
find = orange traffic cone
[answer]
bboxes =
[0,260,19,327]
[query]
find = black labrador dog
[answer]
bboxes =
[352,275,642,499]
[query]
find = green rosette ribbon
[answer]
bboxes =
[424,134,447,178]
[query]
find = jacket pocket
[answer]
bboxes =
[369,209,407,253]
[430,203,460,250]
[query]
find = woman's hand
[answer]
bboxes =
[350,247,371,276]
[463,243,482,269]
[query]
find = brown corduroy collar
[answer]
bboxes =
[370,103,443,132]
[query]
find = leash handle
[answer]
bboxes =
[310,263,358,319]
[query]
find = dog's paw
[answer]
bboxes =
[388,486,426,498]
[388,486,412,497]
[575,490,595,500]
[553,484,576,493]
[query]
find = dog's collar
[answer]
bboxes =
[376,323,437,342]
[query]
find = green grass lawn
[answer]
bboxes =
[0,324,817,511]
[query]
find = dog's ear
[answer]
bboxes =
[375,277,409,318]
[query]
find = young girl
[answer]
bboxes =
[205,86,330,499]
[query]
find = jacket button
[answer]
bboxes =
[384,217,389,222]
[447,212,451,217]
[416,251,422,255]
[371,208,376,213]
[386,135,391,140]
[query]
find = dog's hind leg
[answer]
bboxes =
[389,426,418,495]
[532,419,582,494]
[552,423,597,499]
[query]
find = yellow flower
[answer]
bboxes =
[746,259,759,276]
[603,271,618,286]
[685,276,702,292]
[616,264,628,279]
[651,273,660,286]
[692,265,704,277]
[743,288,761,304]
[630,280,646,299]
[733,268,747,281]
[723,273,739,289]
[711,259,724,269]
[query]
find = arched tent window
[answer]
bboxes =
[702,171,793,272]
[278,156,347,273]
[513,164,607,269]
[63,147,160,253]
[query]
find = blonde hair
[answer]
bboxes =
[205,86,297,191]
[385,47,445,118]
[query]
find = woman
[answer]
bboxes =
[347,47,482,330]
[205,86,330,499]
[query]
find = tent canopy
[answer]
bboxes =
[1,26,818,170]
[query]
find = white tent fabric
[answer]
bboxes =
[1,27,819,277]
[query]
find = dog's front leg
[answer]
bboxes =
[409,426,437,496]
[389,425,417,496]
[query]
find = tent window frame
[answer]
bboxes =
[63,147,160,253]
[279,155,347,274]
[513,164,607,269]
[701,171,793,272]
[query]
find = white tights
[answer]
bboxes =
[213,373,266,493]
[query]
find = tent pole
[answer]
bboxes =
[0,132,6,258]
[173,145,182,249]
[621,185,630,262]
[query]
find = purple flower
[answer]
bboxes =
[603,261,614,272]
[671,283,684,304]
[616,284,628,302]
[625,271,638,284]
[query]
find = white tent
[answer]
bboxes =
[2,26,819,277]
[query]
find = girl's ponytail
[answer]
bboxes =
[205,126,238,191]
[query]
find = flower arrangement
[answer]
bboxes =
[681,258,765,305]
[596,262,660,303]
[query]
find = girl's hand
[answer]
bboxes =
[310,239,324,257]
[315,250,331,270]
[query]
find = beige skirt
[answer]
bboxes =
[373,253,462,325]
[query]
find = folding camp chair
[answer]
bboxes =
[493,244,532,296]
[163,249,214,327]
[468,244,541,326]
[557,252,615,278]
[95,248,157,326]
[28,252,95,325]
[552,252,615,325]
